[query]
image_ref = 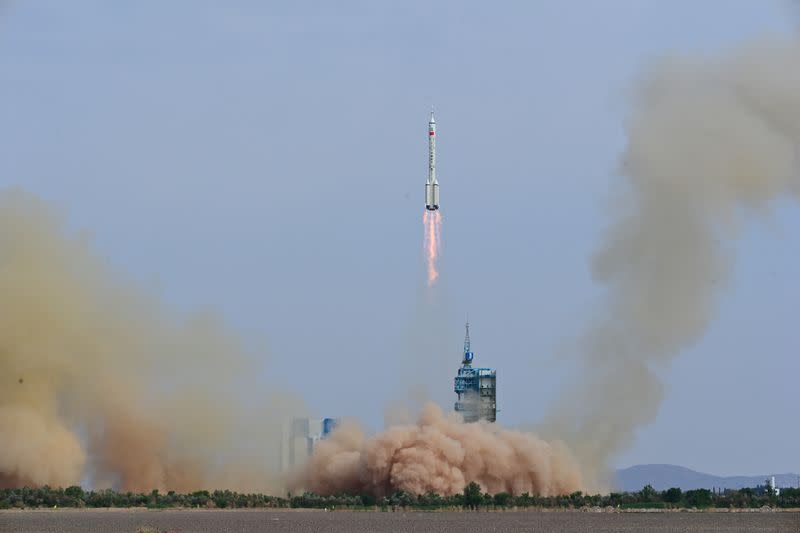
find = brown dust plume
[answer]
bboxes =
[0,189,306,492]
[544,37,800,488]
[295,403,583,497]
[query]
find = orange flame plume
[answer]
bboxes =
[423,210,442,287]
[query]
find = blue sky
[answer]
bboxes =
[0,1,797,476]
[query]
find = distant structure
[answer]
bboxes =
[767,476,781,496]
[282,417,339,471]
[454,322,496,422]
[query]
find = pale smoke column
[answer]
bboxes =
[423,210,442,286]
[545,38,800,488]
[296,403,584,497]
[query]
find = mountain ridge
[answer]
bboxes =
[615,464,799,492]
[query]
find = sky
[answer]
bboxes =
[0,1,797,477]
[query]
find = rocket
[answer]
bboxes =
[425,111,439,211]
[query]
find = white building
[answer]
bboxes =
[281,417,339,472]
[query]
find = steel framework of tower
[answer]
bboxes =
[454,322,496,423]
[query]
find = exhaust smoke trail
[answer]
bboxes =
[545,37,800,489]
[423,210,442,287]
[0,189,306,492]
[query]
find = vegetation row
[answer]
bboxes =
[1,483,798,510]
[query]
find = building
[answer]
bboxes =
[282,417,339,471]
[454,322,496,422]
[767,476,781,496]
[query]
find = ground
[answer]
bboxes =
[0,509,798,533]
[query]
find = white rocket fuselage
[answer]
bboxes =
[425,112,439,211]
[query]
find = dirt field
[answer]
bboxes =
[1,509,798,533]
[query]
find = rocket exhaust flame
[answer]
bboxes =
[423,210,441,287]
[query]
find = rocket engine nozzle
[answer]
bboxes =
[426,183,439,211]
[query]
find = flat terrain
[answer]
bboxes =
[0,509,797,533]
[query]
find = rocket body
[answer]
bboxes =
[425,112,439,211]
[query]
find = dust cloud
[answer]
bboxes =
[296,403,583,497]
[545,38,800,487]
[0,189,306,492]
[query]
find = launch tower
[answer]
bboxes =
[454,322,496,422]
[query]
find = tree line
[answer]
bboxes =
[1,483,798,510]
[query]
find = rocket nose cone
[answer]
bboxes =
[429,111,436,124]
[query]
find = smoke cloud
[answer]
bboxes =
[545,38,800,486]
[296,403,583,497]
[0,189,306,492]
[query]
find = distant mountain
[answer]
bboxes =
[615,464,799,492]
